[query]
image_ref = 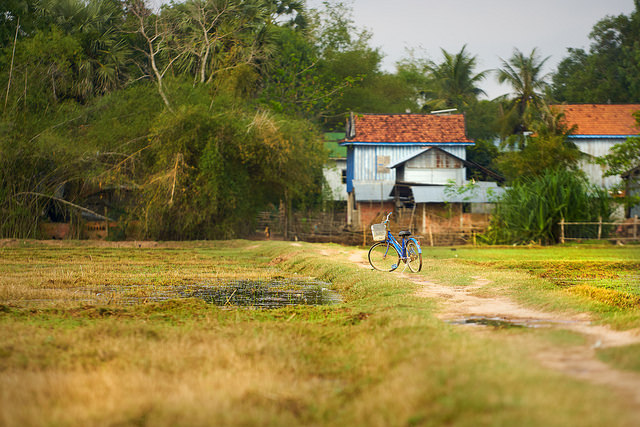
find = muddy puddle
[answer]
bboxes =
[179,279,341,309]
[31,278,341,309]
[448,316,554,329]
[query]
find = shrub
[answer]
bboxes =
[482,168,614,244]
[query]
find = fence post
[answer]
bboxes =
[104,206,109,239]
[560,217,565,244]
[362,224,367,247]
[428,223,434,247]
[598,216,602,240]
[634,215,638,241]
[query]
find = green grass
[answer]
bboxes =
[597,344,640,373]
[417,244,640,328]
[0,240,639,426]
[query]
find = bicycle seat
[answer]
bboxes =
[398,230,411,237]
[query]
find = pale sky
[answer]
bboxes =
[306,0,637,99]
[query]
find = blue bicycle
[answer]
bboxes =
[368,212,422,272]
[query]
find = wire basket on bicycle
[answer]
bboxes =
[371,223,387,241]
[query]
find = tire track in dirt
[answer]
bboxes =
[344,248,640,412]
[410,274,640,411]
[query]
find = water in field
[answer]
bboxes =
[448,316,542,329]
[179,279,341,308]
[32,278,341,309]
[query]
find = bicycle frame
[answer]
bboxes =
[369,212,422,272]
[383,230,420,261]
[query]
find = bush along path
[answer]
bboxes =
[344,245,640,413]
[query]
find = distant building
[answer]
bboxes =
[340,112,503,227]
[552,104,640,189]
[323,132,347,201]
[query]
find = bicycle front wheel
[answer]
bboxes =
[405,240,422,272]
[368,242,400,272]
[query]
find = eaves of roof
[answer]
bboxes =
[568,135,637,139]
[339,141,474,147]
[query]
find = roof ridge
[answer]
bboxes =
[350,112,466,117]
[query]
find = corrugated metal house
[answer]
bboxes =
[552,104,640,189]
[339,112,502,227]
[323,132,348,201]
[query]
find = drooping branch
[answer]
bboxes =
[15,192,117,222]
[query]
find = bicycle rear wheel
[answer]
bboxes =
[368,242,400,272]
[405,240,422,272]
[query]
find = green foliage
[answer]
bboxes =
[597,344,640,373]
[553,2,640,103]
[466,138,500,181]
[259,25,339,118]
[495,134,581,182]
[137,94,326,239]
[596,127,640,214]
[0,0,334,240]
[421,45,487,112]
[597,133,640,178]
[465,100,500,141]
[484,169,614,245]
[496,48,550,138]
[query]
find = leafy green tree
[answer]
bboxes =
[553,1,640,103]
[320,48,418,127]
[301,1,417,128]
[1,0,130,115]
[599,139,640,179]
[258,25,341,118]
[0,0,38,51]
[139,95,325,239]
[465,99,501,141]
[494,134,581,182]
[36,0,131,99]
[466,138,500,181]
[597,112,640,213]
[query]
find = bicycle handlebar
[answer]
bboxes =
[383,212,392,223]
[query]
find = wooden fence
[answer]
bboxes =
[255,207,492,247]
[559,216,639,243]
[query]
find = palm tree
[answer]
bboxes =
[496,48,550,136]
[422,45,487,111]
[35,0,130,100]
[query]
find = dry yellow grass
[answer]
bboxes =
[1,240,638,426]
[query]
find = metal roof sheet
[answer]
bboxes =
[411,182,505,203]
[353,181,395,202]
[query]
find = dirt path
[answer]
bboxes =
[345,248,640,409]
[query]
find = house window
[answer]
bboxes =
[407,150,462,169]
[377,155,390,174]
[341,169,347,184]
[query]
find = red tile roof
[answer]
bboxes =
[551,104,640,136]
[348,113,473,143]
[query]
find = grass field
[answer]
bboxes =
[1,240,639,426]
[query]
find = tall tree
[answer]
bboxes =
[496,48,550,141]
[422,45,487,112]
[553,1,640,103]
[36,0,131,99]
